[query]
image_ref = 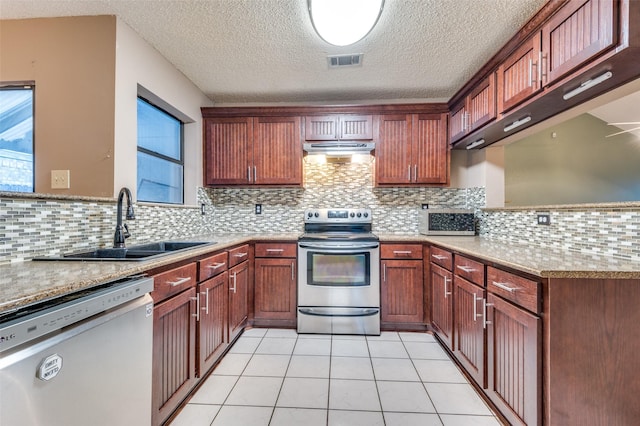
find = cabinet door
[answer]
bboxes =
[412,114,448,184]
[254,258,297,322]
[375,114,412,184]
[339,114,373,140]
[453,276,486,387]
[486,293,541,426]
[449,101,467,143]
[204,117,253,185]
[542,0,616,84]
[468,73,497,131]
[497,32,542,112]
[228,261,249,341]
[305,115,339,140]
[431,263,454,349]
[253,116,303,185]
[152,288,197,426]
[197,272,228,377]
[381,259,424,324]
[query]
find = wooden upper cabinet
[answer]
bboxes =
[305,114,373,141]
[376,113,448,186]
[497,32,543,113]
[204,116,302,186]
[204,117,253,185]
[542,0,616,84]
[449,74,496,144]
[253,116,303,185]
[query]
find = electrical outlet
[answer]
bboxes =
[255,204,262,215]
[537,213,551,225]
[200,203,206,216]
[51,170,70,189]
[421,204,429,210]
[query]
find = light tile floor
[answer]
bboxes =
[170,329,502,426]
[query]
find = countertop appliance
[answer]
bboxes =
[298,208,380,335]
[419,208,476,236]
[0,276,154,426]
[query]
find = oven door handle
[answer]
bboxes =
[298,243,379,250]
[298,307,380,317]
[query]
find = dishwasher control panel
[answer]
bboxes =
[0,276,153,353]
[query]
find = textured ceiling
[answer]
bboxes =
[0,0,547,104]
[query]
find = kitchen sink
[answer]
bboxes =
[33,241,215,261]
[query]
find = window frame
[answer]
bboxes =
[0,82,35,193]
[136,95,185,204]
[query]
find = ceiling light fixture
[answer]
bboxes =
[308,0,384,47]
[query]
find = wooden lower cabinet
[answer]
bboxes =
[152,288,197,426]
[431,262,454,349]
[228,260,249,341]
[453,276,486,387]
[381,259,424,324]
[197,272,229,377]
[254,258,296,325]
[486,293,540,426]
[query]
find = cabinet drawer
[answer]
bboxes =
[255,242,296,258]
[487,266,540,313]
[228,244,250,267]
[381,244,423,260]
[198,251,228,281]
[430,246,452,270]
[454,255,485,287]
[152,262,197,302]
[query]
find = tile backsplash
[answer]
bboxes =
[2,159,639,263]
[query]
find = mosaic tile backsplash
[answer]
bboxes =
[2,159,640,263]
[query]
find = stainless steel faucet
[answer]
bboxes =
[113,187,135,248]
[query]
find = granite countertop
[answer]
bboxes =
[377,234,640,280]
[2,232,639,315]
[0,233,298,315]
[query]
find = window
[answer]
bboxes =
[0,85,34,192]
[137,97,184,204]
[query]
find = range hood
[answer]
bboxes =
[303,141,375,158]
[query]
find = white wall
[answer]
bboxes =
[450,147,504,207]
[114,18,213,203]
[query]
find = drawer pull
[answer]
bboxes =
[266,248,284,253]
[393,250,413,255]
[492,281,517,293]
[431,254,447,260]
[233,252,248,258]
[167,276,191,287]
[207,262,226,270]
[457,265,476,273]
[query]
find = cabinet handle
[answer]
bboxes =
[393,250,413,256]
[483,298,493,329]
[540,52,547,83]
[456,265,476,273]
[407,165,411,181]
[383,263,387,282]
[191,295,200,321]
[233,252,248,258]
[167,276,191,287]
[291,262,295,281]
[431,254,447,260]
[473,293,478,321]
[207,262,226,270]
[444,276,452,298]
[254,166,257,182]
[414,164,417,181]
[266,248,284,253]
[230,272,237,293]
[492,281,517,293]
[247,166,252,182]
[528,58,534,87]
[201,288,209,315]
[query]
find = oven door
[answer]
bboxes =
[298,241,380,308]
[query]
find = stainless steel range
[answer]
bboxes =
[297,208,380,335]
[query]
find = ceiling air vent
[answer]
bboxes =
[328,53,363,68]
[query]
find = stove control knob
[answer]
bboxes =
[350,212,355,217]
[357,212,362,218]
[363,212,369,218]
[307,212,313,218]
[314,212,319,218]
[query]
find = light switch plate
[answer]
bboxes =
[51,170,70,189]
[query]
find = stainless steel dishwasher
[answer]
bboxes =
[0,275,154,426]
